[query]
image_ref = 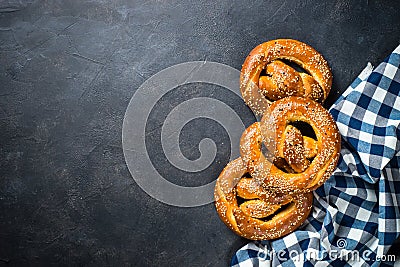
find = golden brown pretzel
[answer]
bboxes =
[240,97,340,194]
[214,158,313,240]
[240,39,332,115]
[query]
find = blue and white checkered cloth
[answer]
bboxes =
[231,45,400,266]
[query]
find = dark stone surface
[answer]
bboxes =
[0,0,399,266]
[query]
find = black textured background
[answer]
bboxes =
[1,0,400,266]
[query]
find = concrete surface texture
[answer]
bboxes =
[0,0,399,266]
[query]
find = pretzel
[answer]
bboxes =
[240,39,332,115]
[240,96,341,194]
[214,158,313,240]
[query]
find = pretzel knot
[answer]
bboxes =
[240,39,332,116]
[240,96,341,194]
[214,158,313,240]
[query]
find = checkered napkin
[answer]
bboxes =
[231,45,400,267]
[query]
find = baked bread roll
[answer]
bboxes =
[240,97,341,194]
[240,39,332,116]
[214,158,313,240]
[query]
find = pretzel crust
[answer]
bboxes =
[240,39,332,115]
[214,158,313,240]
[240,97,341,194]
